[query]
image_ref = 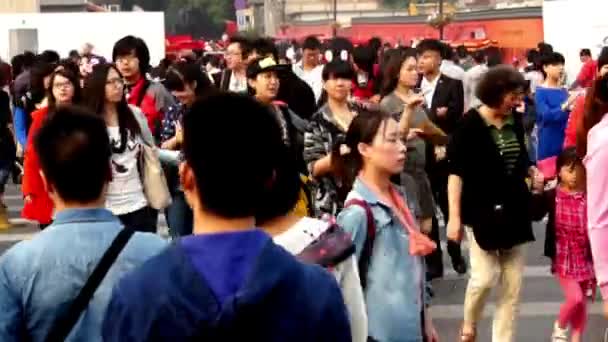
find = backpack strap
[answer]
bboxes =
[345,198,376,290]
[45,228,135,342]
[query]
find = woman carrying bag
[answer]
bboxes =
[84,64,169,233]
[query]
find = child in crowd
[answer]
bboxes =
[535,147,594,342]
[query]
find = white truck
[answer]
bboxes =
[0,11,165,65]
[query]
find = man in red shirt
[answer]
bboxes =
[573,48,597,89]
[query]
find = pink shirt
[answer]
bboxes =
[584,114,608,299]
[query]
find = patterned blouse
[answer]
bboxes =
[554,188,594,281]
[304,102,362,218]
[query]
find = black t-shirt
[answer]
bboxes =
[0,90,16,162]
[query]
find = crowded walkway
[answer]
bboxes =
[1,34,608,341]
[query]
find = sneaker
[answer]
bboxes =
[551,321,568,341]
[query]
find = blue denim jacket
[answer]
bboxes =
[337,179,427,342]
[0,208,167,342]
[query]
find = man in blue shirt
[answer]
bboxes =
[103,93,351,341]
[0,106,167,341]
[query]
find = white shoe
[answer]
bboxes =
[551,322,568,341]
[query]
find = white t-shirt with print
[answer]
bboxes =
[105,126,148,215]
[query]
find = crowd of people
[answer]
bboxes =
[0,32,607,342]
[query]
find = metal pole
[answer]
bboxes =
[333,0,338,37]
[438,0,444,40]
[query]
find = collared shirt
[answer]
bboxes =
[464,64,488,110]
[0,208,167,342]
[420,73,440,107]
[337,179,426,342]
[440,60,465,81]
[486,115,520,174]
[292,62,324,102]
[228,72,248,93]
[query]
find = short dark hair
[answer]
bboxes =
[229,36,253,59]
[580,48,592,57]
[37,50,60,64]
[322,60,355,81]
[252,37,279,61]
[540,52,565,67]
[182,93,284,218]
[69,50,79,58]
[302,36,321,51]
[164,61,215,99]
[598,47,608,71]
[537,42,554,55]
[472,50,485,64]
[353,45,376,74]
[416,39,444,55]
[112,35,151,73]
[476,65,526,108]
[442,45,455,60]
[22,51,36,68]
[456,45,469,59]
[35,106,111,203]
[556,146,582,174]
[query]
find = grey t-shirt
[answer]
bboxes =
[380,93,428,172]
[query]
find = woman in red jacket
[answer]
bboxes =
[22,69,80,228]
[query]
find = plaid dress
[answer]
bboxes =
[554,188,595,281]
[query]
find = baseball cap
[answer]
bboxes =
[246,57,288,79]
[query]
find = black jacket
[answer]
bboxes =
[447,109,535,251]
[421,74,464,135]
[213,69,232,91]
[531,188,556,260]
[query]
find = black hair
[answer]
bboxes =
[322,60,355,81]
[83,63,141,153]
[540,52,565,67]
[0,62,11,88]
[69,50,80,59]
[252,37,279,61]
[556,146,582,176]
[10,55,24,80]
[416,39,444,55]
[37,50,60,64]
[332,109,395,200]
[112,35,151,73]
[598,47,608,71]
[353,45,376,75]
[21,51,36,69]
[208,54,221,68]
[47,68,81,111]
[164,61,215,100]
[580,49,592,57]
[472,50,485,64]
[538,42,554,56]
[476,65,526,108]
[302,35,322,51]
[442,45,455,60]
[58,59,80,77]
[29,62,57,108]
[456,45,469,59]
[318,61,355,106]
[486,47,503,67]
[229,36,254,59]
[380,47,417,96]
[368,37,382,54]
[182,93,284,218]
[35,105,112,203]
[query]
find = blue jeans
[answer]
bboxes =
[166,190,192,238]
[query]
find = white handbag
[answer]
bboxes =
[139,143,172,210]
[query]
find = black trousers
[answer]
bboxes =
[118,206,158,233]
[425,159,463,276]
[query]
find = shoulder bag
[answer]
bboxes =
[45,228,135,342]
[139,142,172,210]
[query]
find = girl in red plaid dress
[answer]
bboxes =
[538,147,594,342]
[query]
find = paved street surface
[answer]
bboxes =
[1,183,606,340]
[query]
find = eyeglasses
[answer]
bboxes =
[106,78,125,87]
[116,56,138,64]
[53,82,74,90]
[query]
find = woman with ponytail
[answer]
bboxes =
[577,70,608,320]
[336,110,438,342]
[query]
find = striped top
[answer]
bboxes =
[487,115,520,174]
